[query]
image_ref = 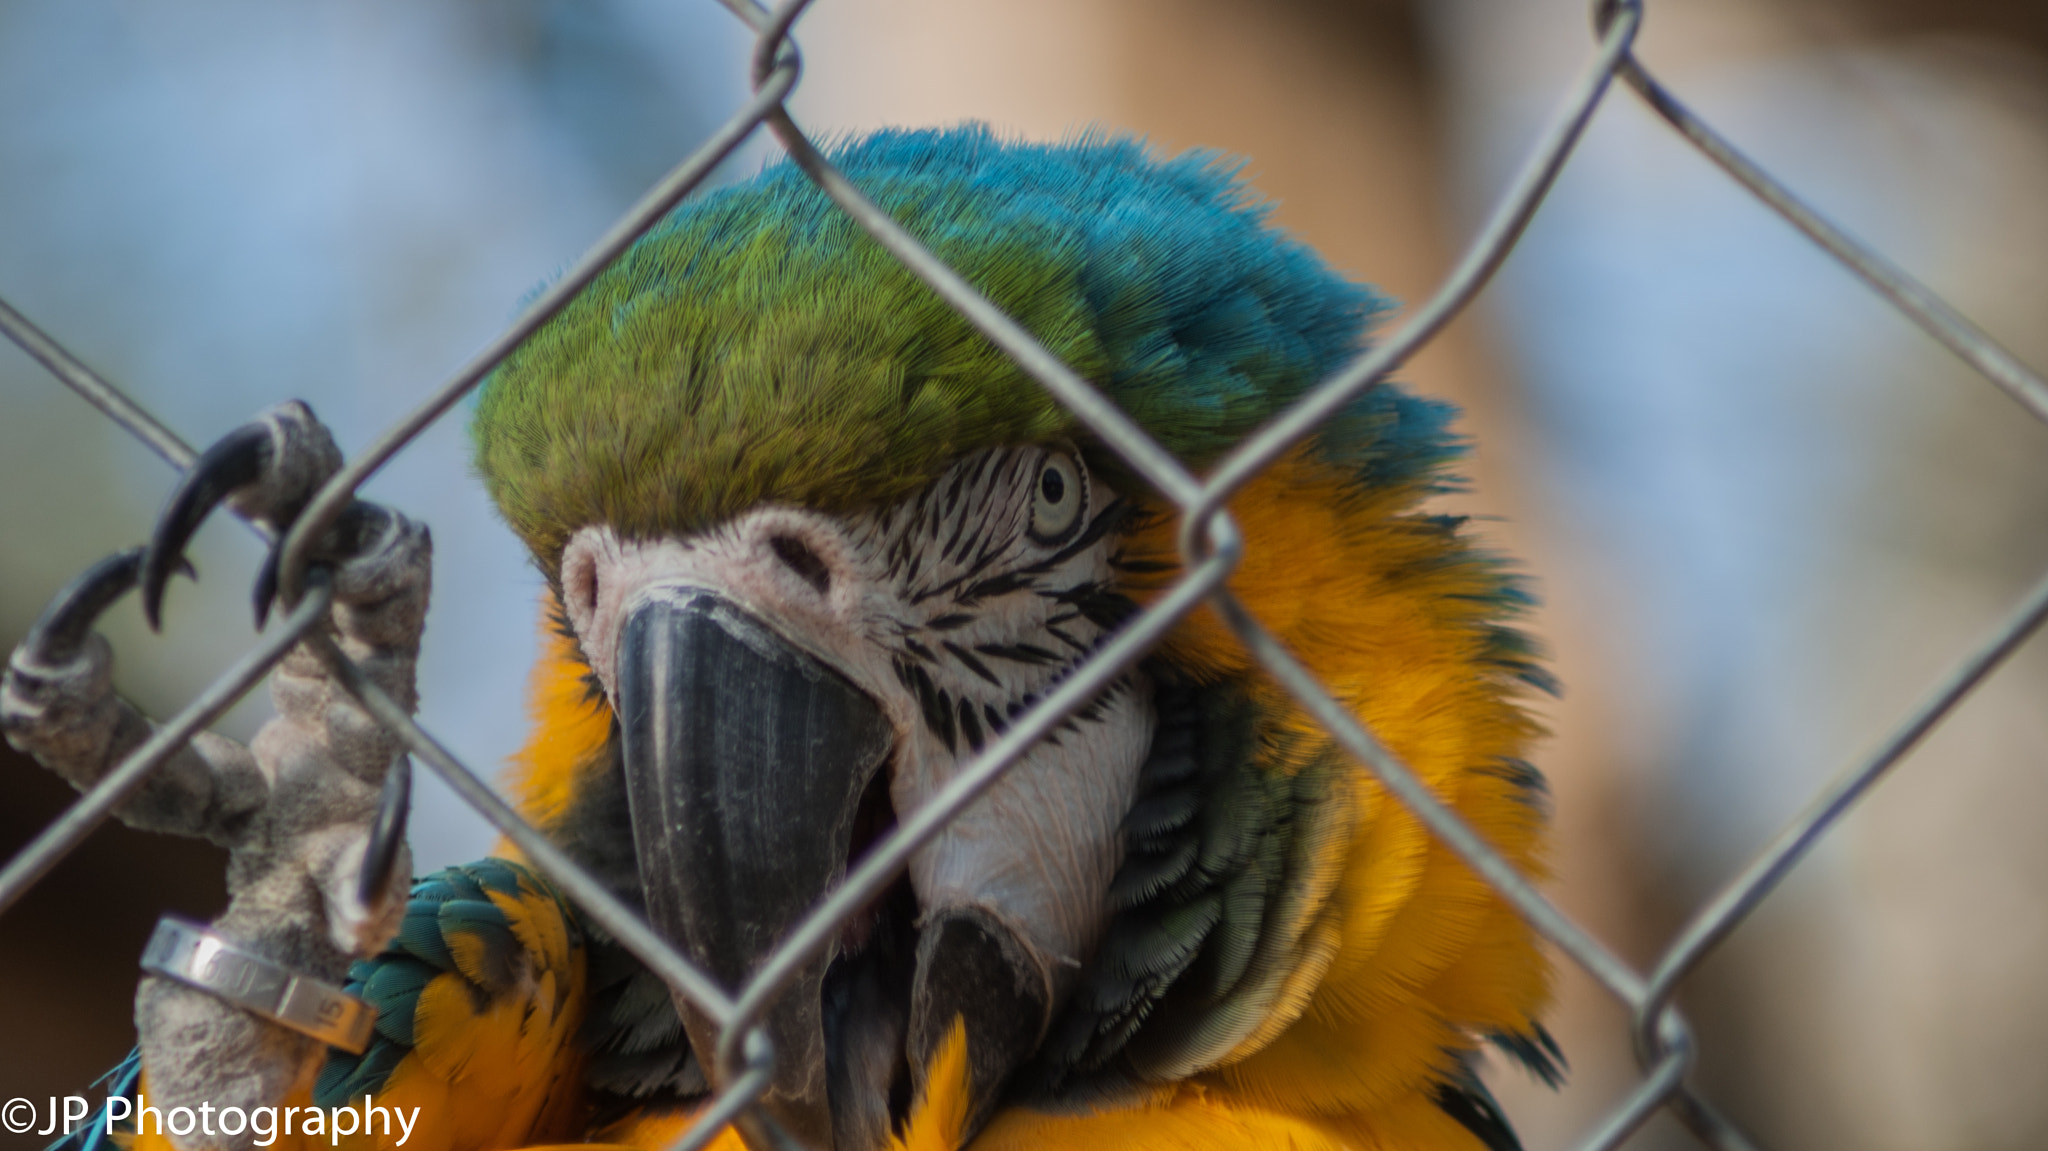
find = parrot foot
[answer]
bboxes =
[6,399,435,1150]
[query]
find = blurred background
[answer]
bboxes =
[2,1,2045,1148]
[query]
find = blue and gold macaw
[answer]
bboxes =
[37,126,1558,1151]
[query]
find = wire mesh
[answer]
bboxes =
[3,0,2046,1148]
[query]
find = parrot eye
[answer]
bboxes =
[1028,450,1086,545]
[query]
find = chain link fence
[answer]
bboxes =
[3,0,2046,1148]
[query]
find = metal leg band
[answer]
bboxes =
[140,916,377,1054]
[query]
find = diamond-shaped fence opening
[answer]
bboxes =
[2,2,2045,1149]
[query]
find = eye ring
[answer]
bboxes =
[1027,450,1086,546]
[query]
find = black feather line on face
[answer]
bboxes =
[942,642,1002,687]
[1043,625,1090,655]
[944,462,971,516]
[957,540,1005,584]
[1047,583,1142,632]
[939,496,974,563]
[974,641,1061,666]
[923,486,945,542]
[908,572,968,606]
[1021,499,1129,574]
[931,686,958,751]
[957,697,985,752]
[958,571,1030,603]
[907,662,958,752]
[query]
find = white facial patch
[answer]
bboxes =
[559,446,1151,1003]
[559,506,888,711]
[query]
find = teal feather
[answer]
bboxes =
[313,859,583,1108]
[46,1047,139,1151]
[361,960,432,1046]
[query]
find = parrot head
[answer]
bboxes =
[473,126,1546,1151]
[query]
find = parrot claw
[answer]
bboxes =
[252,543,282,630]
[357,754,412,909]
[250,498,390,629]
[2,548,160,766]
[141,422,272,631]
[19,547,147,667]
[138,400,361,631]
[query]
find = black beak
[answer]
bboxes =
[617,587,894,1151]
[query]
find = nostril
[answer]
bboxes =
[769,535,831,596]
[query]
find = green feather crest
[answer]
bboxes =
[473,125,1446,574]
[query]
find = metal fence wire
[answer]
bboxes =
[4,0,2048,1148]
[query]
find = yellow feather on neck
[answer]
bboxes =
[499,605,615,858]
[1119,445,1551,1143]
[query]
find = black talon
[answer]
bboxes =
[252,499,384,630]
[142,422,273,631]
[21,548,148,665]
[252,547,281,631]
[253,499,385,630]
[358,754,412,908]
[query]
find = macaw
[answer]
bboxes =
[14,125,1558,1151]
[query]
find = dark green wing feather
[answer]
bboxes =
[579,922,705,1101]
[1025,668,1348,1099]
